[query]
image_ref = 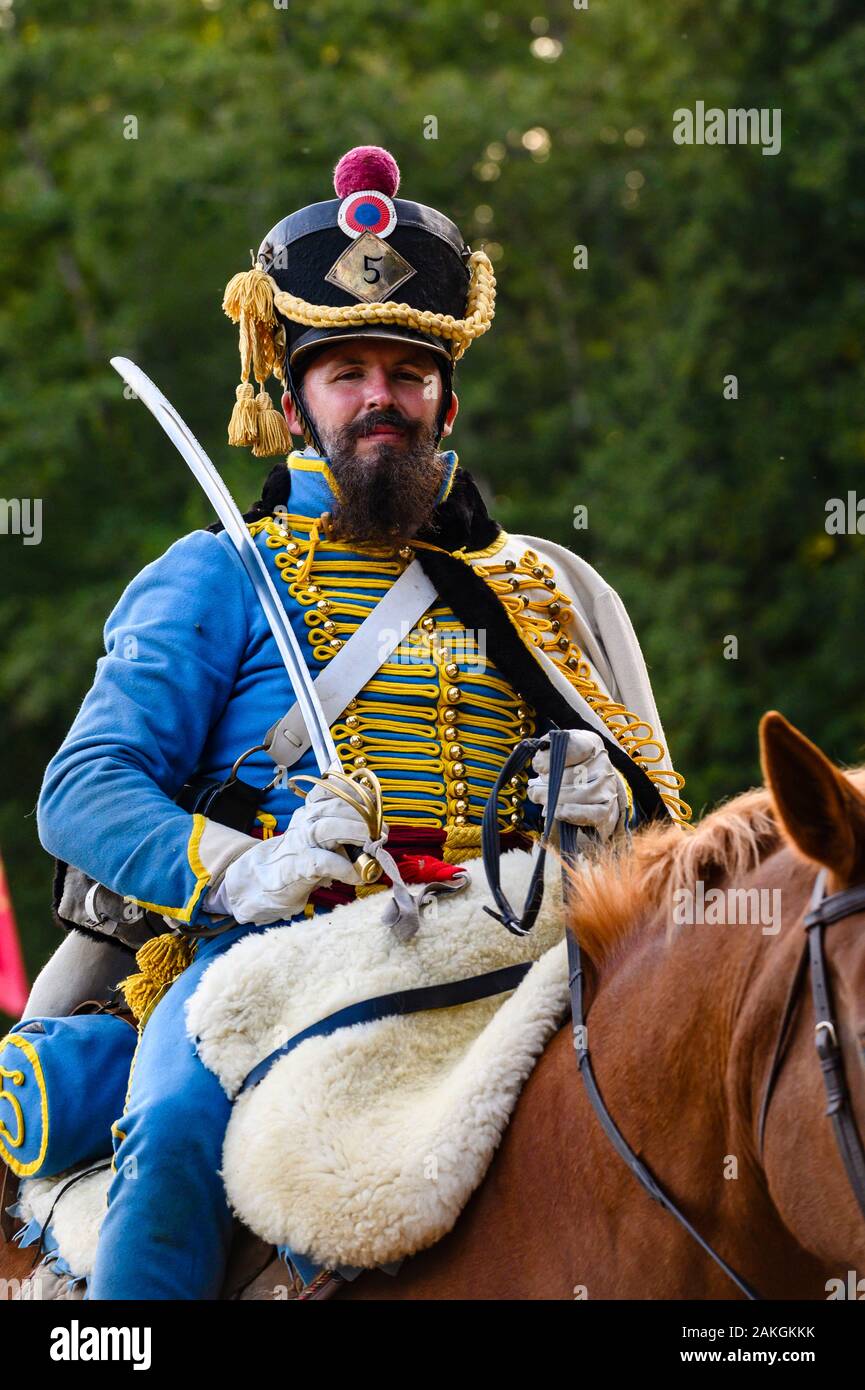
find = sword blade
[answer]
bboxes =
[109,356,338,773]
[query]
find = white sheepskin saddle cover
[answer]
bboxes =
[185,848,569,1269]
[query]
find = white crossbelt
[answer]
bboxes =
[264,559,438,770]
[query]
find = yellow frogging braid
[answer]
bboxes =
[472,549,693,827]
[222,252,496,456]
[443,823,483,863]
[120,933,195,1027]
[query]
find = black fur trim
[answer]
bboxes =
[416,468,500,554]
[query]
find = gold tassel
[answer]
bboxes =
[222,266,277,327]
[223,264,285,452]
[227,382,258,447]
[252,386,292,458]
[119,932,194,1025]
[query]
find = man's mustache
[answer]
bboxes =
[347,409,419,441]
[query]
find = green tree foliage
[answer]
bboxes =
[1,0,863,991]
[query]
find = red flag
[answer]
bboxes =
[0,849,29,1018]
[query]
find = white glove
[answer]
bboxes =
[526,730,629,842]
[205,781,373,926]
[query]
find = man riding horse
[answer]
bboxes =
[7,146,689,1298]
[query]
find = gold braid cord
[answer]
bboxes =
[271,250,496,363]
[222,253,496,456]
[472,548,693,826]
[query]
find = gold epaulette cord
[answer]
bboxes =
[467,548,693,826]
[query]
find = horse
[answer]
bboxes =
[3,711,865,1299]
[344,710,865,1299]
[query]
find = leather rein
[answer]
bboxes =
[482,729,865,1301]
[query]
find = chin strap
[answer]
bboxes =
[283,354,325,457]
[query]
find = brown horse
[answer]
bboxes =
[344,711,865,1299]
[4,711,865,1300]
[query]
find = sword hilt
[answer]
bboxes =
[288,768,384,885]
[346,846,383,885]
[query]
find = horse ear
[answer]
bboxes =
[759,710,865,887]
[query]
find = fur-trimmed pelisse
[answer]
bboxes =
[222,145,496,457]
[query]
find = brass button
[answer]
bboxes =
[532,566,544,579]
[557,635,569,651]
[448,744,463,759]
[544,578,556,590]
[286,541,300,555]
[520,595,530,608]
[504,558,516,571]
[567,656,580,671]
[322,619,336,634]
[451,762,466,777]
[329,638,342,650]
[454,799,469,814]
[549,602,561,617]
[453,781,468,795]
[453,815,467,827]
[446,686,461,703]
[346,698,358,710]
[550,620,560,633]
[349,734,363,749]
[508,577,520,591]
[518,723,531,736]
[449,729,461,742]
[444,661,459,679]
[443,708,458,725]
[517,705,529,719]
[345,714,360,729]
[316,600,332,615]
[421,616,435,632]
[510,812,522,825]
[307,584,321,596]
[353,755,368,768]
[399,545,414,560]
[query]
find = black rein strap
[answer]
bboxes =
[483,730,762,1300]
[802,868,865,1220]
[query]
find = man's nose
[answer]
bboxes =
[363,369,397,411]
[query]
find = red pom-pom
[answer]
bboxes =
[333,146,400,199]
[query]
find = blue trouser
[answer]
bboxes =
[88,924,259,1301]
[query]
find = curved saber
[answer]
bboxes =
[109,356,338,772]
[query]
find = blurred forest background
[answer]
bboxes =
[1,0,863,998]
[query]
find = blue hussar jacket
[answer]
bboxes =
[37,450,552,928]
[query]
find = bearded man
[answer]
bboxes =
[12,147,689,1299]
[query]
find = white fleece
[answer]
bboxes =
[186,849,569,1268]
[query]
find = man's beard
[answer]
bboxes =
[317,408,444,546]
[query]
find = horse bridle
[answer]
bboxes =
[757,865,865,1222]
[483,730,865,1301]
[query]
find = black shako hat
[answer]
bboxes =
[222,145,496,458]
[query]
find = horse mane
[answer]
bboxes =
[568,768,865,973]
